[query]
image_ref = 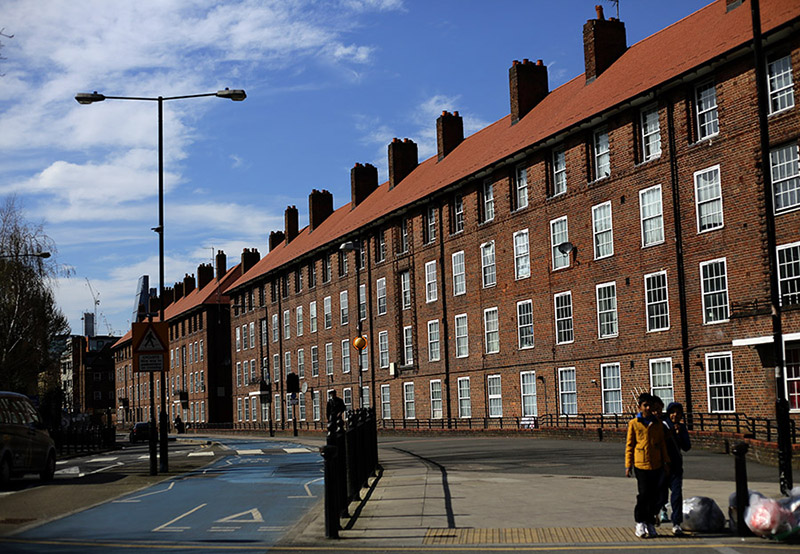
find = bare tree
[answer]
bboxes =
[0,197,69,394]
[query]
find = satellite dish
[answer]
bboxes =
[301,382,308,393]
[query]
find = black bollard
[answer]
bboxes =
[732,442,752,536]
[320,443,339,539]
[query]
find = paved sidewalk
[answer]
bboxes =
[284,442,786,548]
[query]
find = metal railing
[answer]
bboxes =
[52,425,116,455]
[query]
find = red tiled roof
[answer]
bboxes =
[112,331,131,349]
[164,264,242,321]
[227,0,800,293]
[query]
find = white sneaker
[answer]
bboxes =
[646,523,658,537]
[635,522,647,538]
[672,524,684,536]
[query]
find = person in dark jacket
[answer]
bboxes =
[660,401,691,535]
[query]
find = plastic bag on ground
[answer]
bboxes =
[745,490,800,540]
[682,496,726,532]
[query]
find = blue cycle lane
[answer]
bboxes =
[4,438,324,553]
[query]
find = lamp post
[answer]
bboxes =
[339,240,366,409]
[75,88,246,475]
[0,251,51,259]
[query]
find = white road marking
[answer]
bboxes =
[209,527,239,532]
[55,460,68,465]
[153,503,206,532]
[88,457,118,462]
[85,462,124,476]
[187,451,215,457]
[236,449,262,455]
[283,447,311,453]
[288,476,323,498]
[216,508,264,523]
[113,481,175,503]
[258,526,287,532]
[55,466,81,475]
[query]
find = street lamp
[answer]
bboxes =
[75,87,246,475]
[0,251,51,259]
[339,240,366,409]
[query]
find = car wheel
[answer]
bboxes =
[0,456,11,490]
[40,452,56,482]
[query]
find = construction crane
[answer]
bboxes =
[85,278,100,323]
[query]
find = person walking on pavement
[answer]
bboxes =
[660,401,691,535]
[326,390,345,430]
[626,392,670,538]
[174,415,185,434]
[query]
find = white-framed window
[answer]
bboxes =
[645,271,670,331]
[785,344,799,411]
[309,301,317,333]
[296,306,303,336]
[403,326,413,366]
[482,181,495,222]
[284,351,291,376]
[341,340,350,373]
[706,352,734,413]
[771,143,799,213]
[778,242,800,306]
[359,345,368,371]
[700,258,730,324]
[249,323,255,349]
[236,362,242,387]
[235,327,241,351]
[426,205,437,244]
[695,81,719,140]
[274,394,281,421]
[650,358,674,407]
[400,271,411,309]
[639,184,664,247]
[430,380,443,419]
[311,345,319,377]
[452,251,466,296]
[455,314,469,358]
[520,371,537,418]
[359,284,367,321]
[517,300,534,349]
[312,390,321,421]
[343,388,353,412]
[261,319,267,346]
[641,104,661,162]
[242,324,249,350]
[237,397,243,422]
[487,375,502,418]
[325,342,333,375]
[513,229,530,279]
[767,54,794,115]
[249,360,256,383]
[283,309,291,339]
[558,367,577,416]
[453,194,464,233]
[550,216,570,270]
[515,165,529,210]
[322,255,332,283]
[552,149,566,196]
[596,282,618,338]
[376,277,387,315]
[297,393,306,421]
[297,348,305,378]
[601,363,622,414]
[554,291,574,344]
[271,313,279,342]
[340,290,349,325]
[425,261,438,302]
[594,128,610,179]
[377,230,386,262]
[272,354,280,381]
[403,382,415,419]
[378,330,389,368]
[694,165,723,232]
[381,384,391,419]
[457,377,471,418]
[427,320,441,362]
[483,307,499,354]
[400,218,410,253]
[481,241,496,287]
[592,201,614,259]
[323,296,332,329]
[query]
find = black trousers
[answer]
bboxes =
[634,467,663,524]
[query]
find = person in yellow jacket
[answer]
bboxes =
[626,392,670,538]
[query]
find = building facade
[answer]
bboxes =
[60,334,118,418]
[222,0,800,429]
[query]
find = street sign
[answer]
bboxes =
[132,321,168,373]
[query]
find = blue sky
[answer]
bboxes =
[0,0,711,336]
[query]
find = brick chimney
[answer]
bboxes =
[285,205,298,243]
[162,286,175,309]
[197,263,213,289]
[583,5,626,84]
[240,248,261,274]
[183,273,196,295]
[351,163,378,208]
[388,138,418,189]
[510,59,548,124]
[173,281,184,301]
[215,250,227,280]
[269,231,285,251]
[437,111,464,161]
[308,189,333,232]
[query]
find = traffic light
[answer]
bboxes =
[286,372,300,394]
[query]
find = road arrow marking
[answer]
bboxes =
[114,482,174,503]
[215,508,264,523]
[153,503,206,532]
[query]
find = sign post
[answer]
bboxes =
[132,321,168,475]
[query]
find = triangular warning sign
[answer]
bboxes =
[215,508,264,523]
[138,326,166,352]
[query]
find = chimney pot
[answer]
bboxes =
[436,111,464,161]
[197,263,214,289]
[285,205,299,243]
[269,230,285,251]
[240,248,261,274]
[388,138,418,189]
[583,7,626,83]
[215,250,227,280]
[308,189,334,232]
[595,4,604,19]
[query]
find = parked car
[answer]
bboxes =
[0,391,57,488]
[129,422,155,443]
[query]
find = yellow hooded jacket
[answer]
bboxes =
[625,415,670,471]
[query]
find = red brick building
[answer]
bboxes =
[150,0,800,431]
